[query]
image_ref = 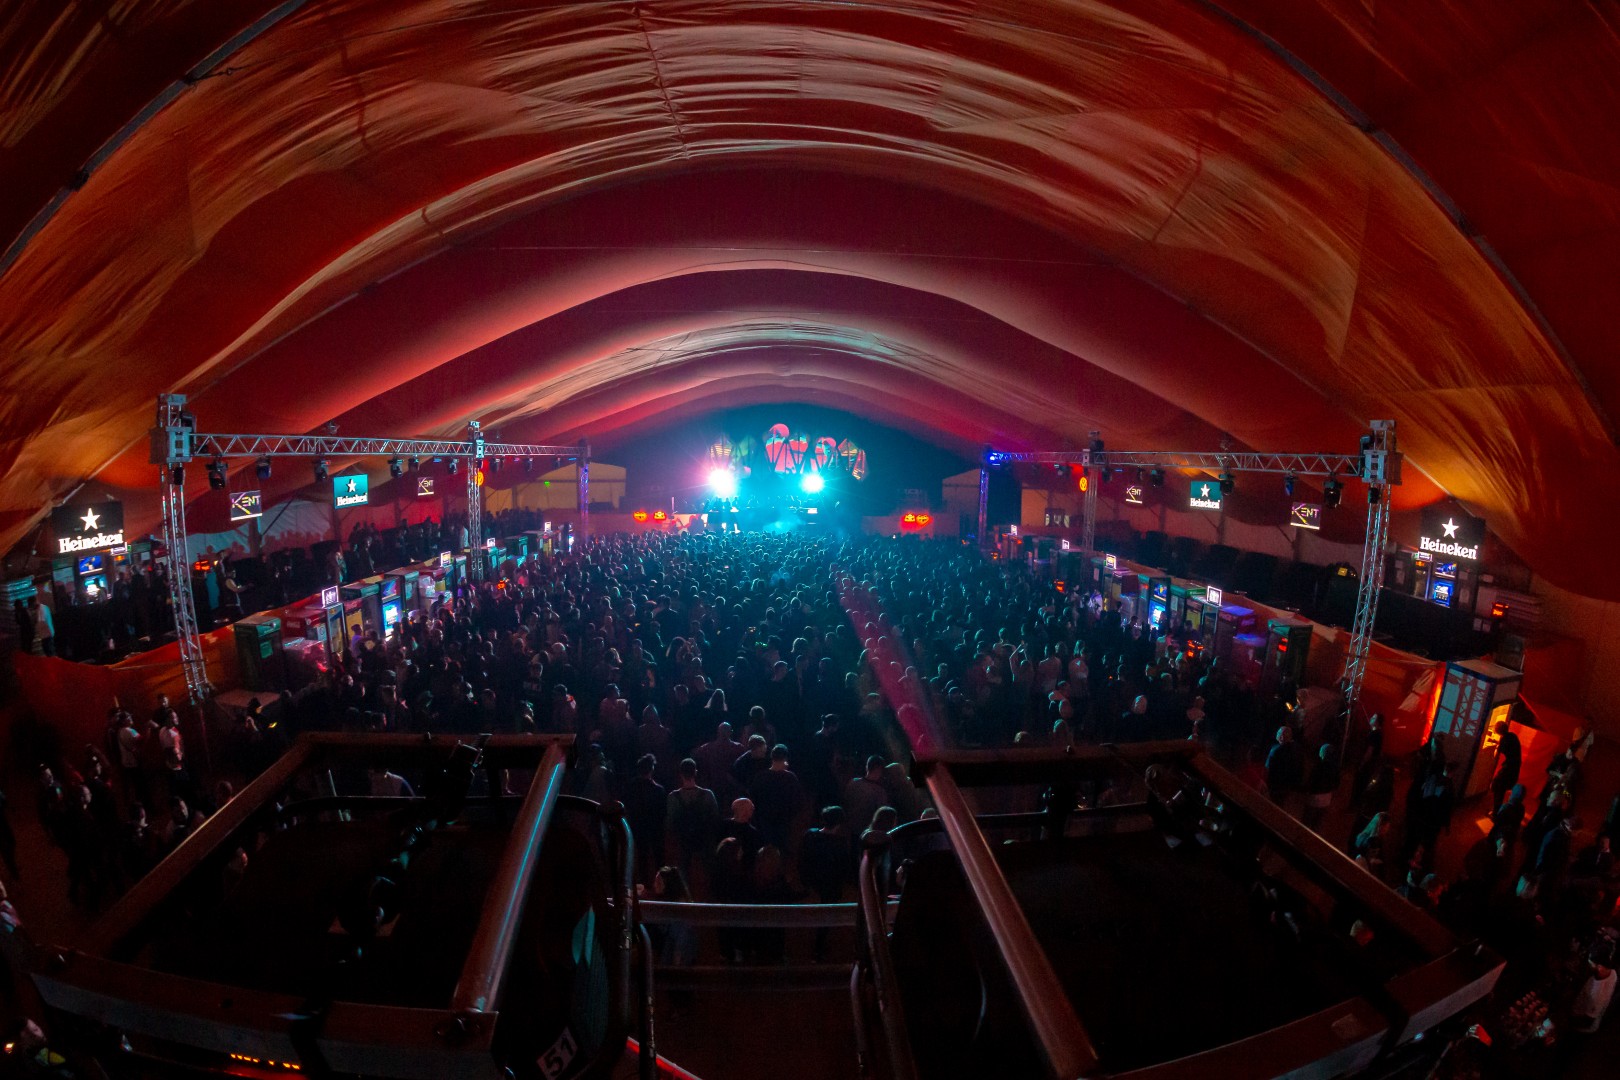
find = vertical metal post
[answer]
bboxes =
[151,395,210,705]
[466,421,484,583]
[977,449,990,548]
[577,441,591,541]
[1080,469,1098,556]
[1339,421,1399,724]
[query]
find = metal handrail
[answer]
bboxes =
[639,900,894,929]
[856,840,922,1080]
[450,741,567,1013]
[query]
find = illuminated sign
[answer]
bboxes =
[1189,479,1223,511]
[416,476,435,498]
[1124,484,1144,505]
[652,510,669,522]
[1009,525,1019,537]
[1418,505,1484,562]
[320,586,340,608]
[1429,579,1454,607]
[1078,474,1089,493]
[333,473,369,508]
[543,521,552,532]
[439,551,452,569]
[633,510,649,522]
[1206,586,1223,607]
[51,500,125,555]
[229,490,262,522]
[1061,539,1071,551]
[1151,580,1169,603]
[1289,502,1321,531]
[1104,553,1117,571]
[474,468,485,487]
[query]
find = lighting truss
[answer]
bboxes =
[149,394,591,704]
[981,421,1401,725]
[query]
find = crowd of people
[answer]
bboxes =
[6,527,1620,1052]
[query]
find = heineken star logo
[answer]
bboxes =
[345,478,358,494]
[1199,483,1211,498]
[80,507,100,531]
[1442,518,1459,538]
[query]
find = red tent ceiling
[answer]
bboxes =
[1,1,1616,594]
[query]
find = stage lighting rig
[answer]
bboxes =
[207,458,226,490]
[446,457,459,475]
[1283,473,1296,497]
[256,457,272,481]
[1218,472,1235,495]
[313,458,329,483]
[1323,476,1343,508]
[389,458,404,478]
[408,456,420,471]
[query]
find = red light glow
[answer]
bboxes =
[633,510,649,522]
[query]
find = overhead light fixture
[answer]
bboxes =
[207,458,226,490]
[489,456,502,474]
[1283,473,1296,497]
[1323,476,1343,508]
[168,464,185,486]
[389,458,404,478]
[1149,468,1165,488]
[313,458,329,483]
[408,456,420,471]
[523,456,534,472]
[447,457,459,475]
[1368,485,1382,505]
[1218,472,1235,495]
[256,456,272,481]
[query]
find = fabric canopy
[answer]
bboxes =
[1,1,1616,594]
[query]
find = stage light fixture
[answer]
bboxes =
[708,468,738,499]
[1323,476,1343,508]
[314,458,329,483]
[207,458,226,490]
[1218,472,1235,495]
[256,457,272,481]
[169,465,185,486]
[800,472,825,495]
[1283,473,1296,497]
[447,457,459,475]
[408,456,420,471]
[1149,468,1165,487]
[490,456,502,474]
[523,456,534,472]
[1368,485,1382,505]
[389,458,404,478]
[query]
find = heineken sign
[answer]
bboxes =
[334,473,370,508]
[52,501,125,555]
[1189,479,1223,511]
[1419,505,1484,562]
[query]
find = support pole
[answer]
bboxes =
[577,440,591,542]
[466,420,484,583]
[1080,430,1100,556]
[976,447,990,548]
[1339,420,1398,725]
[151,395,210,706]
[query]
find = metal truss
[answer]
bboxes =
[1337,420,1397,723]
[188,432,580,460]
[982,421,1401,724]
[986,448,1381,479]
[156,396,211,703]
[148,395,593,702]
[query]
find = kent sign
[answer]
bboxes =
[334,473,370,508]
[52,501,125,556]
[1189,479,1223,511]
[229,490,263,522]
[1419,505,1484,562]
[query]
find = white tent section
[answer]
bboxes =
[484,462,626,512]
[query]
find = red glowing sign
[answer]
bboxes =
[1078,474,1089,493]
[633,510,649,522]
[900,512,932,529]
[652,510,668,522]
[474,468,485,487]
[916,513,932,526]
[902,513,918,524]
